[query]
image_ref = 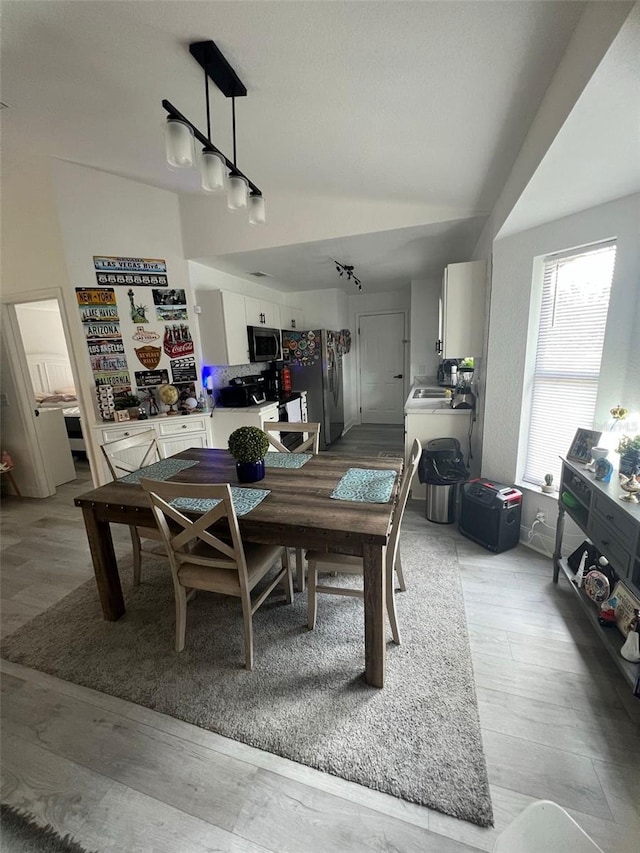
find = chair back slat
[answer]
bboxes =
[140,479,250,587]
[387,439,422,570]
[100,429,162,480]
[264,422,321,455]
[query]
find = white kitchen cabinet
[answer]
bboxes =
[211,403,280,448]
[196,290,250,366]
[244,296,281,330]
[405,410,474,501]
[436,260,486,358]
[281,307,304,331]
[94,414,211,484]
[156,415,210,458]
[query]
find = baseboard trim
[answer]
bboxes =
[342,419,357,435]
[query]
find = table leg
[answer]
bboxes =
[363,542,385,688]
[82,506,124,621]
[553,502,566,583]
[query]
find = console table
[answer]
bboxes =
[553,457,640,690]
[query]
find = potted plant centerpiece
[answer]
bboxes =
[616,434,640,476]
[228,426,270,483]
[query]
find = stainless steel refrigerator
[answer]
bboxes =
[281,329,344,450]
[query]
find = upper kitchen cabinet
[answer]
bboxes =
[436,260,487,358]
[281,307,304,331]
[196,290,250,366]
[245,296,281,330]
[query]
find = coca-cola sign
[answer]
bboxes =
[163,324,193,359]
[164,339,194,359]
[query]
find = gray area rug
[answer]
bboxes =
[0,804,97,852]
[1,533,493,827]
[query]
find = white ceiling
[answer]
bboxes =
[197,215,488,292]
[499,3,640,238]
[3,0,626,292]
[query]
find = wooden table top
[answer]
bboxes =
[75,448,404,548]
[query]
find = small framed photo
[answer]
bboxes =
[113,409,130,423]
[567,428,602,464]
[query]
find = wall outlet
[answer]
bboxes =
[535,510,545,524]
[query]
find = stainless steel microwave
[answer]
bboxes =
[247,325,282,363]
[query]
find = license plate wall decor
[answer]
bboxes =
[77,257,200,415]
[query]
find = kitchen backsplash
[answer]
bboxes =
[204,363,256,393]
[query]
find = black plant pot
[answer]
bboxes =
[619,450,640,477]
[236,459,266,483]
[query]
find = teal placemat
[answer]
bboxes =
[264,452,312,469]
[170,486,271,517]
[330,468,398,503]
[120,458,199,484]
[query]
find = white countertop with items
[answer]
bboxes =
[404,379,470,414]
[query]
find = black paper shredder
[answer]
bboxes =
[459,478,523,553]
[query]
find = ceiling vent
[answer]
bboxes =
[249,271,272,278]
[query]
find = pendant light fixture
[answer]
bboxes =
[165,118,195,168]
[162,40,265,223]
[249,191,266,225]
[227,173,248,210]
[200,149,225,192]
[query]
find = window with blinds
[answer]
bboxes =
[523,241,616,486]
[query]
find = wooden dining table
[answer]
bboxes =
[74,447,403,688]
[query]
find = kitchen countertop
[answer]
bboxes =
[213,391,305,415]
[213,400,280,415]
[404,379,470,414]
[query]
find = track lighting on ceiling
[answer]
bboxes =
[162,40,265,225]
[333,260,363,291]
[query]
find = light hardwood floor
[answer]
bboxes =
[1,429,639,852]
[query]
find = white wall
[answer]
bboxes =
[51,160,197,423]
[490,2,633,240]
[15,302,69,363]
[180,188,480,260]
[2,159,197,485]
[483,192,640,544]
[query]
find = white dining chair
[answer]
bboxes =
[264,421,321,591]
[100,429,164,585]
[141,479,293,669]
[493,800,604,852]
[306,438,422,644]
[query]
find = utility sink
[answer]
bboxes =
[412,389,445,399]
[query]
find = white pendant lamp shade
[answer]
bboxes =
[200,149,225,192]
[165,118,195,168]
[248,192,266,225]
[227,173,248,210]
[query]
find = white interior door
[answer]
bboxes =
[359,313,405,424]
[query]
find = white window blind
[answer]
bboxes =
[523,241,616,486]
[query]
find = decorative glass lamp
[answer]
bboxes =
[200,149,225,192]
[227,173,248,210]
[248,192,266,225]
[164,118,195,168]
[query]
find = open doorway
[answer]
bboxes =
[1,295,89,497]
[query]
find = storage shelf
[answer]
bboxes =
[557,557,639,688]
[563,500,589,529]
